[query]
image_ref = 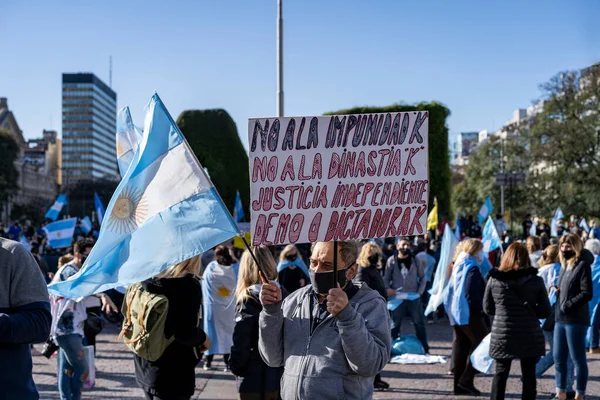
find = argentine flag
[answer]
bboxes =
[529,221,537,237]
[554,207,565,221]
[45,218,77,249]
[425,224,459,316]
[116,106,143,178]
[80,216,93,234]
[580,218,590,233]
[94,193,106,224]
[482,217,501,253]
[45,194,67,221]
[233,191,244,222]
[48,94,240,298]
[478,196,493,225]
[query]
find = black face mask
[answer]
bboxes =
[286,254,298,261]
[399,248,411,256]
[562,250,575,260]
[367,254,380,266]
[309,269,348,295]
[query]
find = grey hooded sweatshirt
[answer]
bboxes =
[258,283,391,400]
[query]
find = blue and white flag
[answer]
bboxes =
[455,216,461,240]
[478,196,493,225]
[116,106,143,178]
[554,207,565,221]
[19,235,30,251]
[44,218,77,249]
[482,217,501,253]
[94,192,106,224]
[551,218,558,237]
[425,224,459,316]
[529,221,537,237]
[48,94,240,298]
[45,194,67,221]
[233,190,244,222]
[80,216,93,234]
[580,218,590,233]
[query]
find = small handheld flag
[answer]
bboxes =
[233,191,245,222]
[427,198,438,231]
[482,217,501,253]
[554,207,565,221]
[580,218,590,233]
[478,196,493,225]
[529,221,537,237]
[45,194,67,221]
[80,216,93,234]
[44,218,77,249]
[94,193,106,224]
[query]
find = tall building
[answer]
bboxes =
[62,73,118,186]
[454,131,479,166]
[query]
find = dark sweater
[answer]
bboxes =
[134,274,206,398]
[484,267,551,360]
[464,267,485,315]
[0,238,52,400]
[556,249,594,326]
[230,285,284,394]
[355,265,387,299]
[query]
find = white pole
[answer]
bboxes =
[276,0,284,117]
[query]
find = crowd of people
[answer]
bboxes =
[1,212,599,400]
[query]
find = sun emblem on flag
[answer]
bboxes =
[106,186,149,234]
[217,286,231,298]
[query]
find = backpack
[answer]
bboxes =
[118,283,174,361]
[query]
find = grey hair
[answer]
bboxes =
[585,238,600,256]
[311,241,360,266]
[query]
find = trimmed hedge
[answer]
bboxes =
[177,109,250,219]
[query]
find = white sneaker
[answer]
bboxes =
[203,365,212,371]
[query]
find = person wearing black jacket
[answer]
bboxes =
[553,234,594,400]
[134,255,211,400]
[484,242,552,400]
[354,242,390,390]
[230,246,283,400]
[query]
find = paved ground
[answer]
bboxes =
[33,322,600,399]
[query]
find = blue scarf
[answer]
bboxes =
[444,254,480,326]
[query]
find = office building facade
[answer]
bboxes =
[62,73,118,185]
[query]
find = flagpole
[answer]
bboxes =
[276,0,284,117]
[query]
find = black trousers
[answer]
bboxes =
[452,315,489,390]
[144,392,190,400]
[491,357,537,400]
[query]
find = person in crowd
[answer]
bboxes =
[416,241,437,323]
[540,233,551,250]
[535,245,576,398]
[202,245,238,371]
[444,239,489,396]
[384,237,429,352]
[585,239,600,354]
[7,221,22,240]
[553,234,594,400]
[230,247,284,400]
[0,237,52,400]
[354,242,389,390]
[134,255,211,400]
[259,241,391,400]
[556,219,566,237]
[484,242,552,400]
[522,214,533,240]
[50,238,117,400]
[0,222,6,238]
[527,236,543,268]
[276,244,309,294]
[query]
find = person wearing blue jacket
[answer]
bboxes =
[277,245,309,294]
[0,237,52,400]
[444,238,489,396]
[584,239,600,354]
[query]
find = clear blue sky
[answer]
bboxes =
[1,0,599,149]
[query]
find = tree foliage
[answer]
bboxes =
[326,102,452,220]
[64,179,119,220]
[177,109,250,219]
[527,66,600,217]
[0,128,20,211]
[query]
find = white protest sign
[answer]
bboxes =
[248,112,429,246]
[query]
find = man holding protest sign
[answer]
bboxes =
[258,240,391,400]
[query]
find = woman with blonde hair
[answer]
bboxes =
[230,247,283,400]
[444,239,490,396]
[484,242,551,400]
[277,244,309,294]
[354,242,389,390]
[553,234,594,400]
[134,255,211,400]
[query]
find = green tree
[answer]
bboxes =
[527,65,600,217]
[177,109,250,219]
[0,129,20,215]
[326,103,452,220]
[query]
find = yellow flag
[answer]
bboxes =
[233,232,252,250]
[427,198,438,231]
